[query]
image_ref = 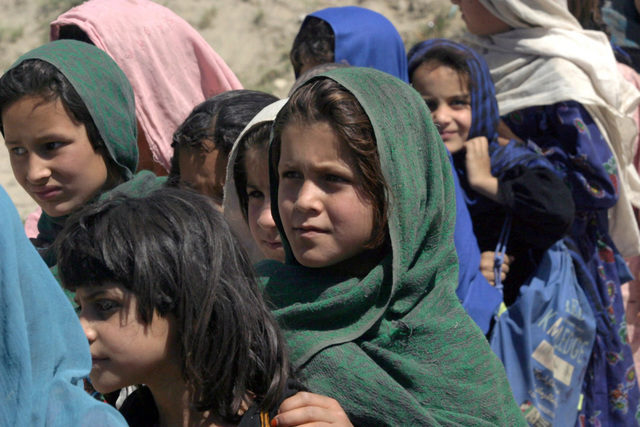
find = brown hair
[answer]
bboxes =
[271,77,388,248]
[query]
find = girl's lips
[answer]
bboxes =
[32,187,62,201]
[263,240,283,250]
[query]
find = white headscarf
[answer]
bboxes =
[222,99,288,263]
[465,0,640,256]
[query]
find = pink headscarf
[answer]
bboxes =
[50,0,243,171]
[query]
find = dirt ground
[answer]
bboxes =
[0,0,465,220]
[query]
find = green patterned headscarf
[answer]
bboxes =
[5,41,162,265]
[257,67,525,425]
[11,40,138,179]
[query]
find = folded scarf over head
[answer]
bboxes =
[50,0,243,171]
[466,0,640,256]
[257,67,525,425]
[303,6,408,82]
[7,40,164,265]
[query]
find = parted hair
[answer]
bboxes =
[168,90,278,185]
[271,77,388,249]
[233,120,272,221]
[0,59,103,149]
[56,187,291,422]
[290,16,335,78]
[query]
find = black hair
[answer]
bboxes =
[0,59,103,148]
[167,90,278,185]
[56,187,291,422]
[0,59,124,185]
[290,16,335,78]
[408,45,475,92]
[233,120,272,220]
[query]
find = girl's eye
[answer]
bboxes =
[94,299,119,318]
[425,100,438,112]
[451,99,470,109]
[325,174,349,183]
[247,189,264,199]
[9,147,26,156]
[44,141,64,151]
[281,170,302,180]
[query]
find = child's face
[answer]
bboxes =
[278,121,374,268]
[2,96,109,218]
[244,146,285,262]
[450,0,511,36]
[411,64,472,154]
[178,139,227,205]
[75,282,181,394]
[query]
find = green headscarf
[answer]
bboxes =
[257,67,525,425]
[5,40,162,265]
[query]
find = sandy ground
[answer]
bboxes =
[0,0,464,221]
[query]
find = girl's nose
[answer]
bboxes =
[432,105,452,127]
[257,197,276,230]
[26,154,52,184]
[295,180,322,213]
[79,316,97,344]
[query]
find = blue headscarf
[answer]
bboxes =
[0,185,127,426]
[408,38,553,208]
[308,6,409,82]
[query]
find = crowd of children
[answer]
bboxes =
[2,0,640,426]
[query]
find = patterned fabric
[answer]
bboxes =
[505,101,640,426]
[257,67,525,425]
[6,40,165,266]
[467,0,640,257]
[0,185,127,426]
[305,6,408,82]
[408,38,573,306]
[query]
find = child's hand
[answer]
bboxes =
[480,251,514,286]
[464,137,499,201]
[271,392,353,427]
[497,119,522,145]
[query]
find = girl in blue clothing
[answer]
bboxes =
[455,0,640,424]
[408,38,575,306]
[289,6,408,82]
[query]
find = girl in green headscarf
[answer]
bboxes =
[259,67,526,425]
[0,40,162,267]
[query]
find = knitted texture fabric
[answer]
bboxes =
[257,67,525,425]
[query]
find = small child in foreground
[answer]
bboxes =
[56,187,351,427]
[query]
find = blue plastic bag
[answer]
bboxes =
[490,241,596,426]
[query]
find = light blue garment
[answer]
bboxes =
[308,6,409,82]
[0,185,126,426]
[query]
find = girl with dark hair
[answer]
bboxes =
[0,40,162,268]
[455,0,640,423]
[224,99,288,263]
[289,6,408,82]
[407,39,574,305]
[260,67,526,425]
[168,90,277,205]
[56,187,352,427]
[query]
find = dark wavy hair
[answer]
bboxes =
[271,77,388,249]
[233,120,272,221]
[168,90,278,185]
[56,187,291,422]
[290,16,335,78]
[408,45,474,93]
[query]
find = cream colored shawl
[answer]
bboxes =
[222,99,288,263]
[466,0,640,256]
